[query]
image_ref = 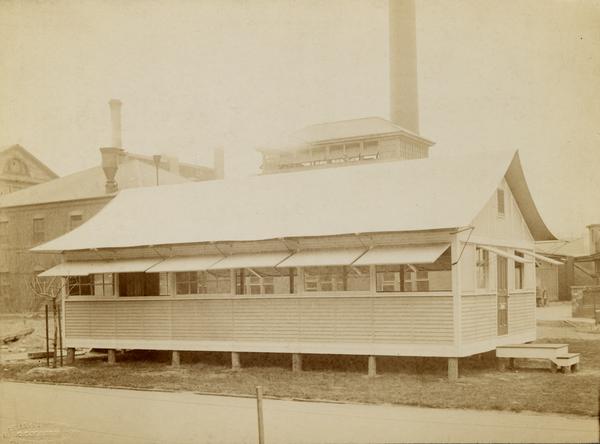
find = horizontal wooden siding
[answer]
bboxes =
[508,291,536,335]
[461,294,496,343]
[65,293,454,354]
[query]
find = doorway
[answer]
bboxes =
[497,256,509,335]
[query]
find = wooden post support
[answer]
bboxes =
[497,358,509,372]
[448,357,459,382]
[508,358,515,370]
[368,355,377,378]
[66,348,75,365]
[292,353,303,372]
[172,351,181,367]
[231,352,241,371]
[256,386,265,444]
[107,349,116,365]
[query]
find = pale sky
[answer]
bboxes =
[1,0,599,239]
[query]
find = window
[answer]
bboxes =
[404,270,430,292]
[362,140,379,160]
[176,271,202,295]
[93,273,114,297]
[246,275,274,295]
[235,268,289,295]
[497,189,505,217]
[175,271,230,295]
[376,266,404,292]
[68,275,94,296]
[329,144,345,163]
[32,217,45,244]
[344,143,361,161]
[346,267,370,291]
[304,266,345,292]
[514,252,525,290]
[311,147,327,165]
[376,266,437,292]
[69,214,83,230]
[0,273,10,297]
[375,248,452,293]
[0,220,8,245]
[476,247,489,289]
[118,272,168,296]
[302,266,368,292]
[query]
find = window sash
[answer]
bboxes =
[93,273,114,297]
[176,271,230,295]
[476,248,489,289]
[32,218,45,243]
[68,276,94,296]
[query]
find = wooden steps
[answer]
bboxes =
[496,343,580,373]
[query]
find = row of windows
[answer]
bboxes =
[0,214,84,246]
[475,247,527,290]
[68,272,169,297]
[67,266,453,297]
[266,141,427,171]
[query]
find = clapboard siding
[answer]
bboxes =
[508,291,535,334]
[64,293,454,352]
[461,294,496,343]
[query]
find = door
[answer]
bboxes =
[497,256,509,335]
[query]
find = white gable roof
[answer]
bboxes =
[33,150,554,252]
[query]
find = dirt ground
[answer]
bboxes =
[0,313,57,357]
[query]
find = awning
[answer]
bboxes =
[276,248,366,268]
[208,251,292,270]
[38,258,162,277]
[353,243,450,266]
[478,245,532,264]
[146,255,224,272]
[517,250,564,266]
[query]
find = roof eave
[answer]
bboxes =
[505,151,556,241]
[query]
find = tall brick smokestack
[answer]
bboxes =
[389,0,419,134]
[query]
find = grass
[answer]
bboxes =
[2,338,599,417]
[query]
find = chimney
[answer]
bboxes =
[101,99,125,194]
[213,147,225,179]
[389,0,419,134]
[100,147,122,193]
[108,99,123,148]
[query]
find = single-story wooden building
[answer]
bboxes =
[34,150,557,379]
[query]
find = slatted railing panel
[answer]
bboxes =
[233,298,300,342]
[461,294,496,342]
[508,292,536,334]
[115,301,146,339]
[65,302,92,337]
[65,293,455,347]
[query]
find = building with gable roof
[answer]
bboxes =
[0,101,224,311]
[0,144,58,195]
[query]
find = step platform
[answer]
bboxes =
[496,343,580,373]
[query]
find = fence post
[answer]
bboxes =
[57,302,63,367]
[256,386,265,444]
[45,305,50,368]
